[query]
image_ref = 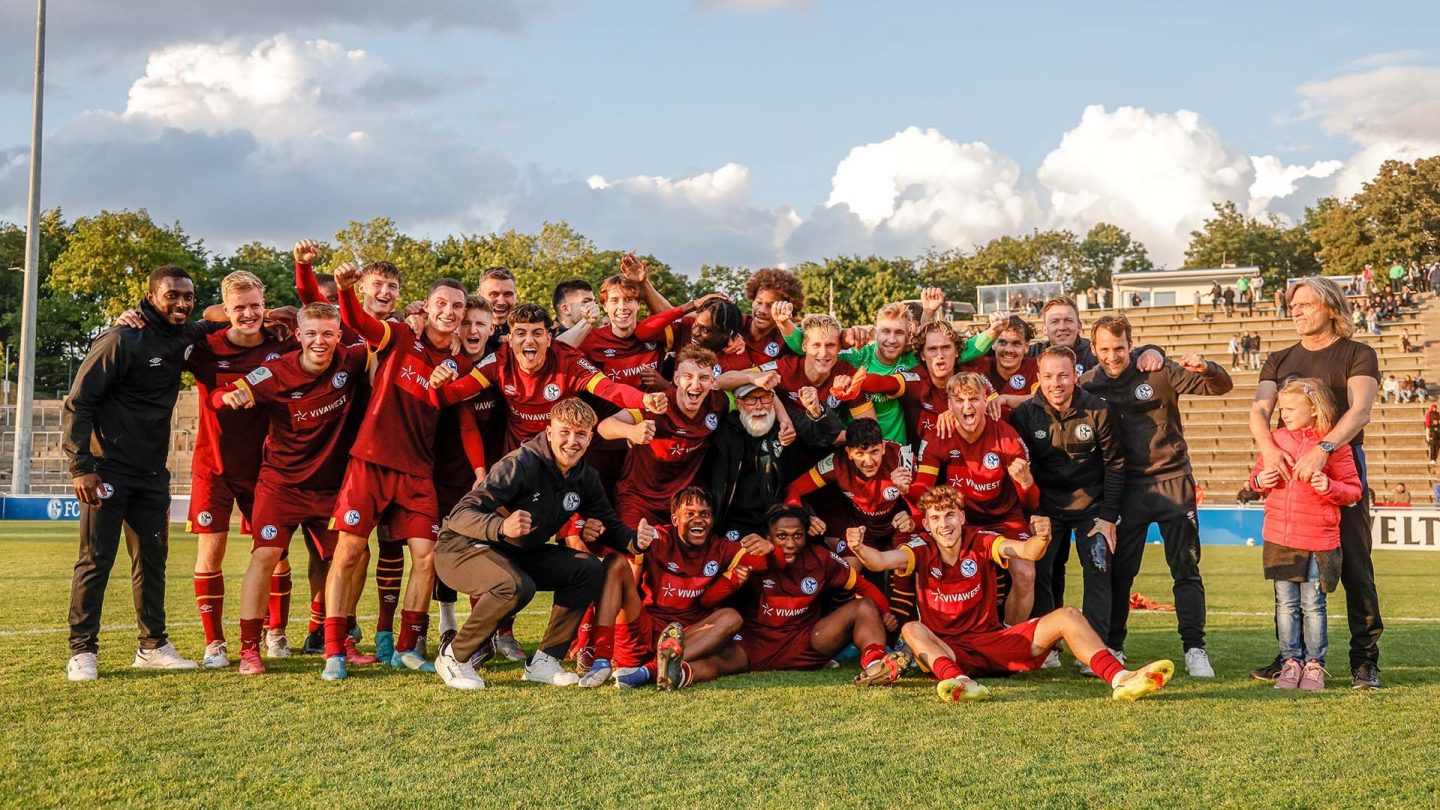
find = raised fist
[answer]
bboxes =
[1136,348,1165,373]
[642,392,669,415]
[1007,457,1033,489]
[739,533,773,557]
[333,262,360,290]
[629,419,658,446]
[731,564,752,585]
[581,301,604,326]
[770,300,795,327]
[752,371,781,391]
[1178,352,1208,373]
[221,388,254,410]
[798,386,821,415]
[293,239,320,265]
[891,512,915,533]
[502,509,533,539]
[845,525,867,551]
[580,518,604,544]
[808,514,827,537]
[1028,514,1052,540]
[429,363,459,388]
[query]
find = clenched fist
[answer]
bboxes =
[221,388,254,410]
[502,509,533,539]
[642,392,669,415]
[739,533,773,557]
[629,419,658,446]
[891,512,915,533]
[770,300,795,327]
[1007,457,1033,489]
[1028,514,1052,541]
[845,525,867,551]
[890,465,914,494]
[293,239,321,265]
[333,262,360,290]
[798,386,821,416]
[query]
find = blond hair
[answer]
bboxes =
[549,397,598,430]
[221,270,265,301]
[945,372,992,400]
[1287,276,1354,339]
[799,313,841,341]
[875,301,915,328]
[1277,377,1338,434]
[296,302,340,325]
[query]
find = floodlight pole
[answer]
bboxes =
[12,0,45,495]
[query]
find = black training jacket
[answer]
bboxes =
[1008,387,1125,522]
[62,299,223,477]
[1026,336,1098,374]
[702,403,842,536]
[1079,358,1232,483]
[439,433,635,553]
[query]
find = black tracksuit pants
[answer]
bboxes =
[1050,511,1145,652]
[1115,476,1207,653]
[67,469,173,655]
[1031,519,1072,617]
[1341,447,1383,668]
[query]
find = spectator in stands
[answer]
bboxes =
[1249,331,1264,371]
[1433,480,1440,502]
[1252,274,1265,309]
[1380,375,1399,403]
[1237,485,1263,506]
[1193,291,1202,321]
[1210,281,1222,312]
[1429,263,1440,295]
[1086,287,1099,310]
[1351,306,1365,331]
[1416,375,1430,402]
[1237,276,1253,317]
[1100,287,1111,309]
[1228,335,1242,370]
[1222,286,1235,316]
[1402,376,1417,403]
[1130,291,1142,308]
[1275,288,1287,317]
[1400,328,1415,353]
[1389,483,1412,505]
[1426,403,1439,430]
[1426,410,1440,465]
[1366,308,1381,336]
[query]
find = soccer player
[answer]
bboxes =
[909,373,1040,625]
[784,417,914,556]
[478,267,518,353]
[964,315,1040,417]
[184,271,296,668]
[552,279,596,331]
[433,399,654,690]
[716,313,874,421]
[847,320,969,442]
[673,296,751,374]
[209,303,370,675]
[320,270,476,680]
[598,345,730,527]
[673,504,906,688]
[582,487,770,688]
[845,486,1174,702]
[738,267,806,364]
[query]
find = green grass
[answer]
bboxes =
[2,522,1438,808]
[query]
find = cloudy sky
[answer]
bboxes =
[1,0,1437,272]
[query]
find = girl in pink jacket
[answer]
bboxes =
[1249,378,1362,692]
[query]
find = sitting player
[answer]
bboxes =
[672,505,908,688]
[846,486,1174,702]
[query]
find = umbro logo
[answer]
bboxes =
[149,357,162,367]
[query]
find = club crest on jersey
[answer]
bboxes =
[801,576,819,594]
[826,395,840,408]
[1009,374,1026,390]
[1135,383,1154,400]
[704,560,719,576]
[265,353,281,361]
[543,383,562,401]
[882,486,900,501]
[1074,423,1094,441]
[931,567,943,579]
[442,358,459,372]
[705,413,719,431]
[344,509,361,526]
[196,511,213,528]
[562,492,581,511]
[332,371,348,389]
[260,525,279,541]
[98,483,115,500]
[960,559,978,578]
[1075,363,1085,374]
[712,364,723,378]
[726,530,740,541]
[983,452,1001,469]
[764,341,780,357]
[245,366,273,386]
[1034,430,1047,439]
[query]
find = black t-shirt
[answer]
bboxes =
[1260,338,1380,445]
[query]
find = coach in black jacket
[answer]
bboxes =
[436,399,649,685]
[1011,345,1126,650]
[63,266,224,679]
[1081,315,1232,674]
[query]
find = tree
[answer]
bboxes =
[48,208,207,323]
[693,265,753,310]
[794,255,919,325]
[1077,222,1153,289]
[210,242,300,309]
[1349,156,1440,267]
[332,217,441,302]
[1183,202,1318,285]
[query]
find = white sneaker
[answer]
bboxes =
[1185,647,1215,678]
[436,642,486,690]
[522,651,580,686]
[134,643,199,670]
[201,640,229,669]
[1041,649,1062,669]
[264,631,291,658]
[67,652,99,682]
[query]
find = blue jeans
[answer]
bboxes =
[1274,555,1327,664]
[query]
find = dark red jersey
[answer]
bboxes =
[865,368,951,443]
[912,418,1038,526]
[899,528,1007,636]
[186,328,297,481]
[433,400,489,506]
[965,355,1038,417]
[615,387,728,514]
[740,316,789,366]
[738,543,857,632]
[673,317,753,374]
[218,345,369,490]
[577,314,680,386]
[637,527,752,626]
[786,442,909,534]
[753,354,868,416]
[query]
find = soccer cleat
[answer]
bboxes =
[579,658,613,688]
[1112,660,1175,701]
[321,655,347,681]
[201,640,230,669]
[265,631,292,659]
[133,643,199,670]
[1274,659,1303,690]
[436,640,486,691]
[374,630,395,664]
[937,676,991,702]
[237,649,267,676]
[655,622,686,691]
[67,652,99,682]
[343,637,377,666]
[1299,661,1327,691]
[302,629,325,655]
[390,649,437,674]
[1251,655,1284,681]
[1350,662,1382,691]
[1184,647,1214,678]
[523,651,581,686]
[1041,649,1062,669]
[494,630,526,662]
[613,666,652,689]
[855,650,911,686]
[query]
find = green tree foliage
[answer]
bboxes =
[332,217,440,302]
[794,255,919,325]
[1306,157,1440,276]
[48,209,208,322]
[1077,222,1153,289]
[1183,202,1318,284]
[693,265,753,310]
[209,242,300,309]
[0,210,101,395]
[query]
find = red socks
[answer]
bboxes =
[194,572,225,644]
[375,541,404,635]
[592,625,616,662]
[239,618,263,655]
[397,610,426,654]
[860,643,886,670]
[323,616,347,658]
[1089,649,1125,686]
[308,593,325,633]
[267,571,292,631]
[932,656,962,682]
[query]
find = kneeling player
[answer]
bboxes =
[847,486,1173,702]
[675,505,908,689]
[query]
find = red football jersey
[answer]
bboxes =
[672,317,753,374]
[754,354,865,414]
[899,528,1007,637]
[868,368,951,442]
[965,355,1039,417]
[786,443,908,535]
[615,388,729,515]
[739,543,857,632]
[186,329,297,481]
[637,527,750,626]
[578,324,673,386]
[228,345,369,490]
[912,418,1037,526]
[740,315,789,366]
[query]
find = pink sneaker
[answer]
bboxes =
[1274,658,1303,690]
[1298,661,1328,691]
[237,649,266,676]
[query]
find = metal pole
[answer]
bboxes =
[12,0,45,495]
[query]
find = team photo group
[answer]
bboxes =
[60,241,1384,701]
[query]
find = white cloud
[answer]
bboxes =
[1298,66,1440,196]
[1248,155,1342,217]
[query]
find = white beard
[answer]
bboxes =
[742,409,777,438]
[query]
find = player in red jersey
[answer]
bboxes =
[671,296,752,374]
[321,270,478,680]
[717,313,875,421]
[963,315,1040,419]
[738,267,805,365]
[784,418,914,554]
[911,372,1040,624]
[209,303,372,674]
[671,504,908,687]
[580,487,771,688]
[849,320,970,444]
[184,271,297,668]
[598,346,730,527]
[847,486,1174,701]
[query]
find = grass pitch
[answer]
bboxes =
[2,521,1438,808]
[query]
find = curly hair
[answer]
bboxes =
[744,268,805,311]
[910,320,961,356]
[918,485,965,514]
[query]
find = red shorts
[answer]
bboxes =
[187,472,256,534]
[613,608,707,667]
[736,622,832,672]
[250,477,338,559]
[617,497,667,534]
[936,619,1049,678]
[331,459,440,541]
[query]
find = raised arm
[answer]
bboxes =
[336,268,390,348]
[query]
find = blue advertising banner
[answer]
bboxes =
[1,495,191,523]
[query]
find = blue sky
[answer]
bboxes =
[1,1,1437,271]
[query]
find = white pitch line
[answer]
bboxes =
[0,608,554,637]
[1134,609,1439,622]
